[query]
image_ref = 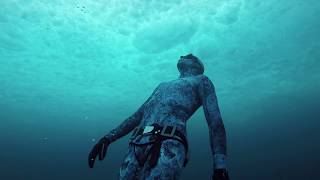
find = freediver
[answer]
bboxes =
[88,54,229,180]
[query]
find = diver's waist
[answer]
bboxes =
[131,124,185,140]
[129,123,190,167]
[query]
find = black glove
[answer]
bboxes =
[212,169,229,180]
[88,136,110,168]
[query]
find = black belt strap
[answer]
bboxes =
[130,124,189,168]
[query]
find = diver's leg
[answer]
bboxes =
[144,139,186,180]
[119,145,142,180]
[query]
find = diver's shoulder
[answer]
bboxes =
[197,75,215,88]
[197,74,212,82]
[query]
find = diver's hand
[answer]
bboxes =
[88,137,110,168]
[212,169,229,180]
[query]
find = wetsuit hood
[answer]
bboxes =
[177,54,204,77]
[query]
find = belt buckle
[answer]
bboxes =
[160,125,176,137]
[143,125,154,134]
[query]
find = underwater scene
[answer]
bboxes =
[0,0,319,179]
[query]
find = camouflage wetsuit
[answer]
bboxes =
[89,54,228,180]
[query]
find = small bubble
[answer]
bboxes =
[92,138,96,142]
[42,137,48,143]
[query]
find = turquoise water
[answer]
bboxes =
[0,0,319,179]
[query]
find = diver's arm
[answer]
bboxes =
[199,76,227,170]
[88,86,158,168]
[104,104,144,143]
[88,107,144,168]
[104,86,158,143]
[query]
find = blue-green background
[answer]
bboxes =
[0,0,319,179]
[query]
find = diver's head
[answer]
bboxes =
[177,54,204,77]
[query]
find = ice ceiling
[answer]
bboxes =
[0,0,319,118]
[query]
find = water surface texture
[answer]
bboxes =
[0,0,319,179]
